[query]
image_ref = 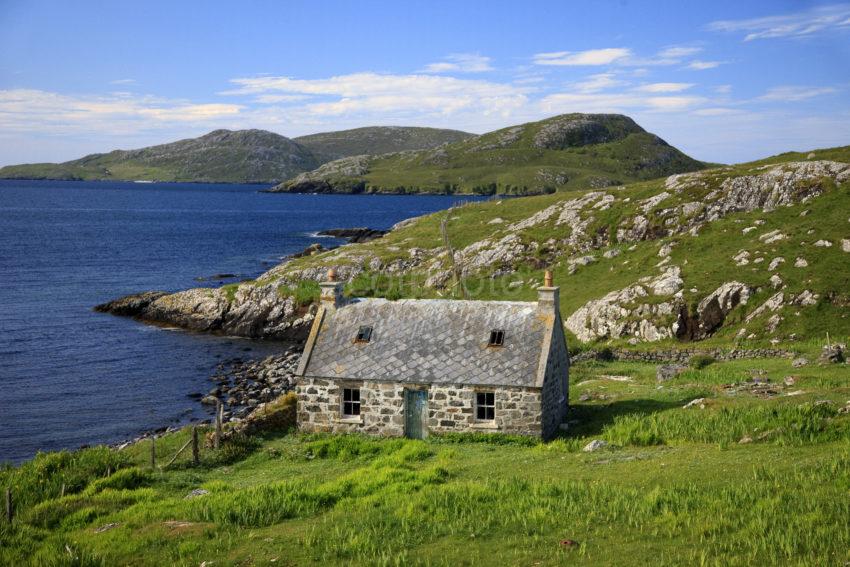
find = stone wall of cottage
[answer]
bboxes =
[540,314,570,440]
[297,378,406,436]
[297,378,544,438]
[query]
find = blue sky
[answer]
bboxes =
[1,0,848,165]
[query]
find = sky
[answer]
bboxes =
[0,0,849,166]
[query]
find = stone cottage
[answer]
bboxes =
[294,270,569,440]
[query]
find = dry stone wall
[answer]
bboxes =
[571,347,794,364]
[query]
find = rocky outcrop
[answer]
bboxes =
[567,274,758,343]
[94,291,168,316]
[317,227,387,243]
[675,282,753,340]
[96,285,314,340]
[532,114,643,150]
[565,267,684,342]
[268,155,371,193]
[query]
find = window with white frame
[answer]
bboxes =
[475,391,495,420]
[342,388,361,416]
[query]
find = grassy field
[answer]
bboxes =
[3,354,848,566]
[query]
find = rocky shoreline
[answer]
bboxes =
[92,226,389,340]
[112,344,303,450]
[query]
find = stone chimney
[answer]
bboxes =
[537,269,560,315]
[319,268,345,311]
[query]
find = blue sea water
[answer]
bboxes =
[0,180,482,463]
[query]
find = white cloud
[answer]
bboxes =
[224,72,529,119]
[657,46,702,59]
[635,82,694,93]
[693,107,741,116]
[0,89,243,135]
[759,86,838,102]
[109,78,136,85]
[708,3,850,41]
[625,46,705,66]
[571,73,625,93]
[254,94,309,104]
[533,45,719,70]
[422,53,493,73]
[533,48,631,66]
[687,60,723,70]
[540,92,705,114]
[713,85,732,94]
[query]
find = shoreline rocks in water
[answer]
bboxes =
[93,226,385,339]
[317,227,387,243]
[94,286,315,340]
[112,346,302,450]
[207,349,300,420]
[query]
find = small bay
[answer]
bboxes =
[0,179,481,463]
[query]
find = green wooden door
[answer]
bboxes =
[404,389,428,439]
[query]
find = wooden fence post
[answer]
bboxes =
[5,487,12,523]
[150,435,156,469]
[192,426,200,465]
[215,400,223,450]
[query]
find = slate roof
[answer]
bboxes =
[300,298,551,387]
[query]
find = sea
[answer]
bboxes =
[0,180,483,463]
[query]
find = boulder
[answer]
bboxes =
[819,344,845,364]
[657,364,687,382]
[582,439,609,452]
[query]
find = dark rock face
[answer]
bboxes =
[318,227,387,243]
[819,344,846,363]
[93,291,168,316]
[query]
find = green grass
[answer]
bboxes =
[277,280,320,307]
[3,357,849,565]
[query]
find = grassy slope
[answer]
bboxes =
[0,130,319,184]
[275,114,706,195]
[0,127,476,184]
[293,126,474,162]
[261,146,850,347]
[2,356,848,565]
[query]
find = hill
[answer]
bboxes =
[99,145,850,348]
[0,127,474,184]
[293,126,473,162]
[270,113,707,195]
[0,129,319,183]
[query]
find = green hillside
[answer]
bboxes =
[294,126,473,162]
[0,129,320,183]
[261,145,850,347]
[0,127,473,184]
[271,114,707,195]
